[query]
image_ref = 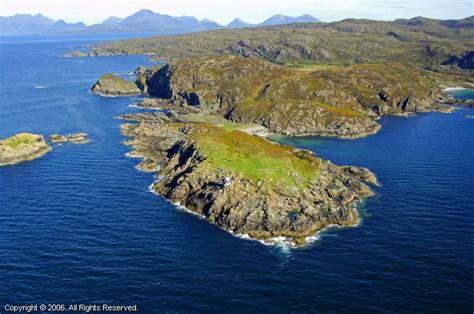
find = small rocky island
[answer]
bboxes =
[91,74,141,96]
[49,133,90,144]
[0,133,52,166]
[0,132,90,166]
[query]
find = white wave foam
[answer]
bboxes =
[443,87,467,92]
[144,182,365,250]
[127,103,162,110]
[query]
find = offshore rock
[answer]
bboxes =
[0,133,52,166]
[49,133,90,144]
[91,74,141,96]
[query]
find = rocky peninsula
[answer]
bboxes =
[0,133,52,166]
[121,111,378,246]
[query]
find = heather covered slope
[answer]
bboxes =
[86,17,473,137]
[84,16,474,71]
[134,55,461,137]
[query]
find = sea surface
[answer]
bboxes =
[1,35,473,312]
[447,88,474,100]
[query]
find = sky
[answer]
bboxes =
[0,0,473,25]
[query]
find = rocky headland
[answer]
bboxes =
[121,111,378,246]
[108,55,461,138]
[0,133,52,166]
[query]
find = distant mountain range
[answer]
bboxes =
[0,9,320,36]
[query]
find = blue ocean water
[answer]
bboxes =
[1,35,473,312]
[448,88,474,100]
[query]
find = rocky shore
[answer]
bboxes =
[440,88,474,108]
[120,111,378,246]
[0,133,52,166]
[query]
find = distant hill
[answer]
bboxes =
[226,14,320,29]
[226,18,254,28]
[260,14,319,26]
[0,10,321,36]
[49,20,87,33]
[0,14,55,35]
[102,17,123,26]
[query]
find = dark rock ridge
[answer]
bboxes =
[121,112,378,246]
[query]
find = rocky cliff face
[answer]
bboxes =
[91,74,141,96]
[135,56,450,138]
[121,112,378,246]
[0,133,52,166]
[227,101,381,138]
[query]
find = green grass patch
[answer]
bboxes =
[3,137,33,149]
[100,74,138,90]
[190,124,320,191]
[221,121,258,132]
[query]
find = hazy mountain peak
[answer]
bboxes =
[121,9,157,24]
[298,14,319,21]
[102,16,123,25]
[54,20,68,26]
[261,14,293,26]
[226,18,253,28]
[261,14,320,26]
[134,9,156,16]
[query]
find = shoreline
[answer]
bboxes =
[146,180,365,250]
[121,126,373,249]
